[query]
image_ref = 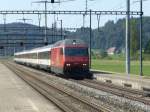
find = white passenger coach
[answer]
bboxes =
[14,45,52,70]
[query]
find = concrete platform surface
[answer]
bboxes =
[0,62,62,112]
[93,70,150,91]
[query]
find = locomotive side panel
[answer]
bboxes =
[51,47,64,74]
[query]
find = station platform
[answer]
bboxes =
[0,62,61,112]
[93,69,150,92]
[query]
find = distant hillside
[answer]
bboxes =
[0,17,150,55]
[69,16,150,52]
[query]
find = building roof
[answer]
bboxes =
[107,47,116,54]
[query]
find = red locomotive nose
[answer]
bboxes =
[63,47,89,73]
[65,56,89,63]
[64,55,89,74]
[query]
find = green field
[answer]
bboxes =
[92,59,150,76]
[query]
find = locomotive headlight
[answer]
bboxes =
[66,64,71,66]
[83,64,87,66]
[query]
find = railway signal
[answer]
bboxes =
[44,42,48,45]
[51,0,54,3]
[20,42,24,46]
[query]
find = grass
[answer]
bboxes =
[92,59,150,76]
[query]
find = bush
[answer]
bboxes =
[143,54,150,60]
[99,50,108,58]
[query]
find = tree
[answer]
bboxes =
[130,19,139,59]
[144,39,150,54]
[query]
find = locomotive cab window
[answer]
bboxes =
[65,47,88,56]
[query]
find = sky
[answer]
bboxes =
[0,0,149,28]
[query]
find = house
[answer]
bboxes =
[107,47,117,55]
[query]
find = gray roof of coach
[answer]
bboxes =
[15,45,52,55]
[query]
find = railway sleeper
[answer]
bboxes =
[143,87,150,97]
[105,79,112,84]
[124,83,132,88]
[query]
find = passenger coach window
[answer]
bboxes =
[39,51,49,59]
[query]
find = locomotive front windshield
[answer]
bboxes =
[65,48,88,56]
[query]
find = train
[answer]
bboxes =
[14,39,92,79]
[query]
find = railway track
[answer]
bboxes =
[71,79,150,105]
[4,61,112,112]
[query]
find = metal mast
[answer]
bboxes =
[86,0,88,11]
[126,0,130,75]
[83,0,94,27]
[17,17,32,50]
[33,0,51,45]
[89,10,92,69]
[44,1,48,44]
[140,0,143,76]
